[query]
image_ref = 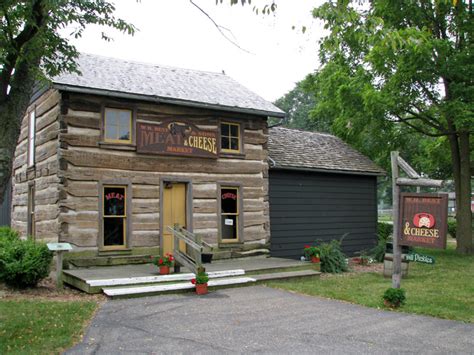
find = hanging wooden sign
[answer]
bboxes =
[137,120,218,158]
[399,193,448,249]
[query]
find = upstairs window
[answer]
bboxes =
[27,110,36,167]
[220,122,240,153]
[104,108,132,144]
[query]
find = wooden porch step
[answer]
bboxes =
[103,276,257,298]
[87,269,246,288]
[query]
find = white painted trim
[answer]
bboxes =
[102,276,256,297]
[87,269,246,287]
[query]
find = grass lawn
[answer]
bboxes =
[0,299,98,354]
[266,245,474,323]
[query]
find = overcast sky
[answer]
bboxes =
[67,0,325,102]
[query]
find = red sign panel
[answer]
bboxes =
[137,120,218,158]
[399,193,448,249]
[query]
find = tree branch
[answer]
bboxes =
[394,114,452,137]
[189,0,253,54]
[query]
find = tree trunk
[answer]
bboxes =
[0,56,39,203]
[456,132,473,254]
[447,131,473,254]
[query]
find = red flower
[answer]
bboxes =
[305,245,310,249]
[191,278,196,284]
[158,258,163,265]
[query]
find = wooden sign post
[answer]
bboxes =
[390,152,447,289]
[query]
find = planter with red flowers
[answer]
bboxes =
[152,253,174,275]
[191,270,209,295]
[304,245,321,263]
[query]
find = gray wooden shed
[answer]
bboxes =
[268,127,385,259]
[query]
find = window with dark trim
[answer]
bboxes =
[103,185,127,247]
[104,108,132,144]
[220,122,241,153]
[27,184,35,238]
[220,186,239,241]
[27,110,36,167]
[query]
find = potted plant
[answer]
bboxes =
[383,287,406,308]
[152,253,174,275]
[354,250,370,265]
[191,270,209,295]
[304,245,321,263]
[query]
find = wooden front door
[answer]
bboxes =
[162,182,187,255]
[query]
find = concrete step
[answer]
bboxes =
[87,269,246,288]
[103,276,257,298]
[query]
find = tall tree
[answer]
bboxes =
[0,0,136,203]
[307,0,473,253]
[273,81,332,132]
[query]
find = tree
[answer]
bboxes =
[0,0,136,203]
[273,81,332,132]
[307,0,473,253]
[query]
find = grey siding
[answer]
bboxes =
[269,169,378,259]
[0,179,11,226]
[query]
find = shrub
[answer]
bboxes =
[371,222,394,262]
[447,219,456,239]
[0,228,53,288]
[319,239,348,273]
[383,287,406,308]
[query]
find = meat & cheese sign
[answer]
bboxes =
[399,193,448,249]
[137,120,218,158]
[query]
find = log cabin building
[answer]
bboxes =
[11,53,284,260]
[10,53,383,262]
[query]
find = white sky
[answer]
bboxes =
[67,0,326,102]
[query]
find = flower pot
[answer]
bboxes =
[201,253,213,264]
[195,283,208,295]
[384,299,400,308]
[311,256,320,263]
[159,266,170,275]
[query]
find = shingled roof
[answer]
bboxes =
[51,53,285,118]
[269,127,385,176]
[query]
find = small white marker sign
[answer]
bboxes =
[224,219,234,226]
[47,243,73,251]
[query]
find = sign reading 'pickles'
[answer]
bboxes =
[137,120,218,158]
[399,193,448,249]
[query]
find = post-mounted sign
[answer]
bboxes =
[137,120,218,159]
[399,193,448,249]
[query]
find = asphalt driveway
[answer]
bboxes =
[67,286,474,354]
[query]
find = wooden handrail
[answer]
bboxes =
[167,224,206,275]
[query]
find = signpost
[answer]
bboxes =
[47,243,73,289]
[390,152,447,289]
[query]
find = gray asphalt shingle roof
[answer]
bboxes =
[269,127,385,175]
[52,53,284,117]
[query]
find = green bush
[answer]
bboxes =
[0,228,53,288]
[371,222,394,262]
[383,287,406,308]
[319,239,348,273]
[447,219,456,239]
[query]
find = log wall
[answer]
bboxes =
[58,92,270,250]
[11,89,61,242]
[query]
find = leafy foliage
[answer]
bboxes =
[191,270,209,285]
[303,244,320,258]
[383,288,406,308]
[0,228,52,288]
[308,0,473,253]
[152,253,174,267]
[447,219,457,239]
[371,222,393,262]
[319,239,348,273]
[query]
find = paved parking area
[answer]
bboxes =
[67,286,474,354]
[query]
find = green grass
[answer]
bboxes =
[0,300,98,354]
[266,246,474,323]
